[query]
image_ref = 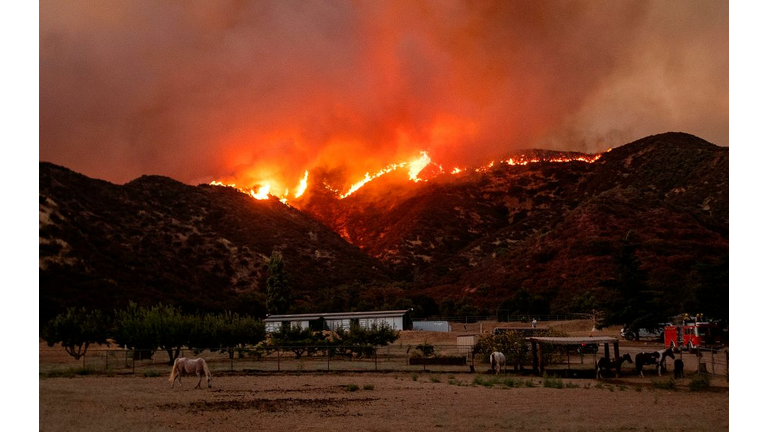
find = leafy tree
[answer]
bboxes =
[474,327,566,370]
[113,302,159,360]
[335,322,400,357]
[146,304,193,365]
[266,251,291,314]
[474,331,529,370]
[215,311,266,359]
[188,312,223,353]
[269,324,326,358]
[42,307,109,360]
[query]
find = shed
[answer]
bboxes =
[526,336,620,376]
[412,321,452,332]
[456,335,478,355]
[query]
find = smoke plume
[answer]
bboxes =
[40,0,728,190]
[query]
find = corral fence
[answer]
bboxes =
[40,343,729,378]
[40,344,482,375]
[534,344,729,379]
[415,314,587,324]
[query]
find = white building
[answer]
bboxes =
[264,310,412,333]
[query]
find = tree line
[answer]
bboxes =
[41,302,266,364]
[41,302,400,365]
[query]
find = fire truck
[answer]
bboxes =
[663,314,724,350]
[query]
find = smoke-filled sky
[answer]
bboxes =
[39,0,728,190]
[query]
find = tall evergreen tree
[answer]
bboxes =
[599,232,669,330]
[266,251,291,314]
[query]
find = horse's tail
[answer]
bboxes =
[169,358,179,382]
[202,358,211,378]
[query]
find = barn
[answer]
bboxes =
[265,310,412,333]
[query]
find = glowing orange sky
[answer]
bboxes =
[39,0,728,191]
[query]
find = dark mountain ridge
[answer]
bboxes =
[39,163,390,322]
[39,132,728,321]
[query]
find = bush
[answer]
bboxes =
[542,374,563,389]
[473,376,498,388]
[689,373,711,392]
[345,384,359,392]
[652,378,676,390]
[363,384,374,391]
[415,342,435,358]
[40,369,76,379]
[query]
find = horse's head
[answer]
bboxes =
[623,353,634,364]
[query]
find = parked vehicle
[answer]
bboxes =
[664,321,723,350]
[620,324,670,341]
[576,343,598,354]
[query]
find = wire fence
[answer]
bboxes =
[40,344,479,375]
[414,314,587,324]
[39,343,728,378]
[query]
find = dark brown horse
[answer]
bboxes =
[596,353,633,379]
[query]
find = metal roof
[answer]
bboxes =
[526,336,619,345]
[265,310,410,323]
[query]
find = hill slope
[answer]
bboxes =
[296,132,728,316]
[40,132,728,320]
[39,164,390,322]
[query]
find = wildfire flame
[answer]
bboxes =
[250,184,271,200]
[408,151,431,182]
[294,171,309,198]
[210,150,604,204]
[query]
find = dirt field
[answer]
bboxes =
[40,370,728,432]
[40,321,730,431]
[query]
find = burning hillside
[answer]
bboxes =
[39,132,728,322]
[209,149,605,205]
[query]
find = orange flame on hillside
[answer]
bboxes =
[211,150,604,204]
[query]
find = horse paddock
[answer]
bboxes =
[39,371,729,432]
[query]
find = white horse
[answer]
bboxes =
[169,357,212,389]
[490,351,506,375]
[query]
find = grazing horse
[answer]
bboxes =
[635,351,660,378]
[657,348,675,374]
[490,351,506,375]
[596,353,633,379]
[635,349,674,377]
[169,357,212,389]
[674,359,684,378]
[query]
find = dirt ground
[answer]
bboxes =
[40,370,729,432]
[40,321,730,431]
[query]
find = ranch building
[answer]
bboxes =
[265,309,412,333]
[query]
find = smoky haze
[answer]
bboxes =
[39,0,728,189]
